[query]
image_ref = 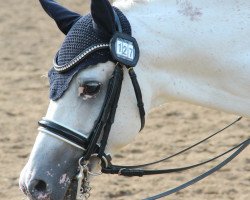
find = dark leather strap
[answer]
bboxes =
[98,65,124,158]
[83,65,123,160]
[102,138,249,176]
[113,8,145,131]
[105,117,242,169]
[128,67,145,131]
[38,119,89,149]
[144,139,250,200]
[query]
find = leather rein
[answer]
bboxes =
[37,9,250,200]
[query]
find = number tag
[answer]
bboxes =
[110,32,140,67]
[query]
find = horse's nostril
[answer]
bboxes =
[34,180,47,192]
[28,179,47,194]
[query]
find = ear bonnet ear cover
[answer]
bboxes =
[39,0,82,35]
[48,7,131,100]
[91,0,117,37]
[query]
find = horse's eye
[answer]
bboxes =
[78,81,102,99]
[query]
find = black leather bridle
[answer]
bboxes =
[37,9,250,200]
[39,62,145,160]
[39,9,145,164]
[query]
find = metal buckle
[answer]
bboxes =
[118,168,126,176]
[87,154,103,176]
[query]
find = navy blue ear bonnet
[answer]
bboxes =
[40,0,131,100]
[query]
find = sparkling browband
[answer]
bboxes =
[53,43,109,73]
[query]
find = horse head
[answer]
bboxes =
[19,0,250,199]
[19,0,151,199]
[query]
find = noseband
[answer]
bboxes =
[37,8,250,200]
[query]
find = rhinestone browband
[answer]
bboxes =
[53,43,109,73]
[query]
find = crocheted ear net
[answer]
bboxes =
[49,7,131,100]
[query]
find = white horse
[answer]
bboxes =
[20,0,250,199]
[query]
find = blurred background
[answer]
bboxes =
[0,0,249,199]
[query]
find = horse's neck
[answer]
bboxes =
[118,0,250,117]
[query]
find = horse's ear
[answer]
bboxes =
[39,0,81,35]
[91,0,116,37]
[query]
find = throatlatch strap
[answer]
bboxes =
[128,68,145,131]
